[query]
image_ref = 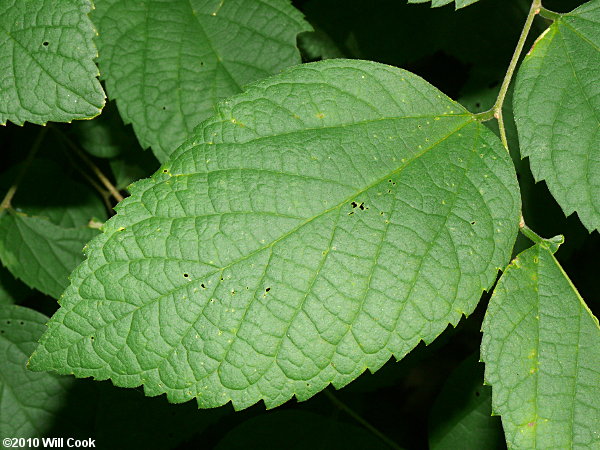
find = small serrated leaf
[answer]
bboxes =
[30,59,520,410]
[513,0,600,232]
[0,0,105,125]
[481,243,600,448]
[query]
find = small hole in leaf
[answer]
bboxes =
[351,201,358,208]
[470,221,476,225]
[183,273,189,278]
[200,61,204,66]
[162,106,166,110]
[90,336,95,340]
[20,321,24,325]
[163,169,168,173]
[201,283,206,289]
[42,41,49,47]
[266,287,271,292]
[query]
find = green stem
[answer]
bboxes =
[539,6,562,21]
[0,128,48,210]
[474,0,542,152]
[324,390,403,450]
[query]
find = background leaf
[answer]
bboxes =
[0,305,72,438]
[513,0,600,232]
[92,0,312,162]
[0,212,99,299]
[0,157,105,299]
[215,410,388,449]
[481,242,600,448]
[30,59,520,410]
[407,0,480,10]
[0,268,31,306]
[0,0,105,125]
[428,353,505,450]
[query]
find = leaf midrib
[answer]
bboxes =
[46,118,475,366]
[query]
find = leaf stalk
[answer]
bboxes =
[474,0,542,151]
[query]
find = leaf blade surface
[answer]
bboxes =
[0,306,72,438]
[92,0,311,162]
[481,243,600,448]
[30,60,520,410]
[0,0,105,125]
[513,0,600,231]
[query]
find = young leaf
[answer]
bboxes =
[407,0,480,10]
[92,0,312,162]
[0,0,105,125]
[481,242,600,448]
[513,0,600,232]
[0,305,72,438]
[29,60,520,410]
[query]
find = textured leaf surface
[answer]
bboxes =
[0,212,99,299]
[215,410,387,449]
[0,0,105,125]
[481,243,600,448]
[92,0,311,162]
[30,60,520,410]
[513,0,600,232]
[429,354,504,450]
[407,0,480,10]
[0,305,71,438]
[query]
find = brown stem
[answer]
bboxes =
[52,126,124,203]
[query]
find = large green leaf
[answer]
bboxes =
[29,60,520,410]
[92,0,311,162]
[407,0,480,10]
[0,0,105,125]
[513,0,600,232]
[0,305,72,438]
[481,241,600,448]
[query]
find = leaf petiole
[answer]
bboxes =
[474,0,542,151]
